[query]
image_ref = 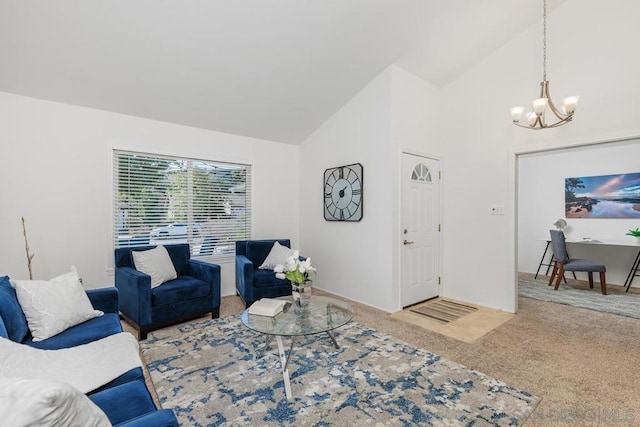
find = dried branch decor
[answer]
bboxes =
[21,216,35,279]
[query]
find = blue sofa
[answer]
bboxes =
[0,275,142,390]
[115,243,221,340]
[0,275,178,426]
[90,380,178,427]
[235,239,293,307]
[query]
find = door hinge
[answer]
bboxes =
[438,224,441,232]
[438,276,441,284]
[438,171,441,179]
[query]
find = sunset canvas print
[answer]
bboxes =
[565,173,640,218]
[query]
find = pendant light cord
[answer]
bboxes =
[542,0,547,81]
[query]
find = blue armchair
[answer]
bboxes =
[235,239,293,307]
[115,243,221,339]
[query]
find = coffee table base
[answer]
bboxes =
[241,296,354,401]
[274,331,340,400]
[276,336,294,399]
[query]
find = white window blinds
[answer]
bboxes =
[114,150,251,257]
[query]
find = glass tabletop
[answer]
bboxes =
[241,295,354,337]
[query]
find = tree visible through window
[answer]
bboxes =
[114,150,251,257]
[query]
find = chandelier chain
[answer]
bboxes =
[542,0,547,81]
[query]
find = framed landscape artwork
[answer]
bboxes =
[565,172,640,218]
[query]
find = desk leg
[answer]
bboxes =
[535,241,551,279]
[276,335,295,400]
[624,249,640,292]
[535,241,572,283]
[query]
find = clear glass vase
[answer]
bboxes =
[291,281,312,315]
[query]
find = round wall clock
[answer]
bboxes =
[323,163,363,221]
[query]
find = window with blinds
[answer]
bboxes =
[114,150,251,257]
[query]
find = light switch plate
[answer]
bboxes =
[491,205,505,215]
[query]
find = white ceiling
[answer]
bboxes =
[0,0,566,144]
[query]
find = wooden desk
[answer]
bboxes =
[567,239,640,292]
[535,238,640,292]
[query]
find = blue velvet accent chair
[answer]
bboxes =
[549,229,607,294]
[115,243,221,339]
[235,239,293,307]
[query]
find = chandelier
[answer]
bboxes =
[510,0,579,129]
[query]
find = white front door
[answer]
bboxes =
[400,153,441,307]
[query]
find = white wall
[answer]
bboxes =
[438,0,640,311]
[299,65,441,313]
[391,66,442,149]
[390,66,443,308]
[1,64,441,314]
[0,92,300,296]
[299,68,394,311]
[4,0,639,315]
[518,139,640,286]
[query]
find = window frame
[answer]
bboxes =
[112,148,252,261]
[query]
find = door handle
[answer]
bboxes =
[403,240,414,245]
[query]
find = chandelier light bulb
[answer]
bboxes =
[532,98,549,115]
[562,96,579,114]
[510,106,525,122]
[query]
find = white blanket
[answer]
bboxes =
[0,332,142,393]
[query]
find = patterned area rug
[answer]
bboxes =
[519,277,640,319]
[140,316,539,426]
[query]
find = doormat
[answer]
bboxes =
[410,298,478,324]
[392,298,514,343]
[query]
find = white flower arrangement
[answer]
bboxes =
[274,251,317,284]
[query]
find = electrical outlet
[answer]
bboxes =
[491,205,505,215]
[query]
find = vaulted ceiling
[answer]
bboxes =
[0,0,566,144]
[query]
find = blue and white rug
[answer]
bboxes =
[519,277,640,319]
[140,316,539,426]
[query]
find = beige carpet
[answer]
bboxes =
[128,282,640,427]
[392,297,514,343]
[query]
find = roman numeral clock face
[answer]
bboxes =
[323,163,363,221]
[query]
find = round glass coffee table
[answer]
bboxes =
[241,295,353,400]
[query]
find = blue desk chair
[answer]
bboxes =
[549,230,607,295]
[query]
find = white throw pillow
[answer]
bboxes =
[131,245,177,288]
[12,267,103,342]
[0,377,111,427]
[259,241,296,270]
